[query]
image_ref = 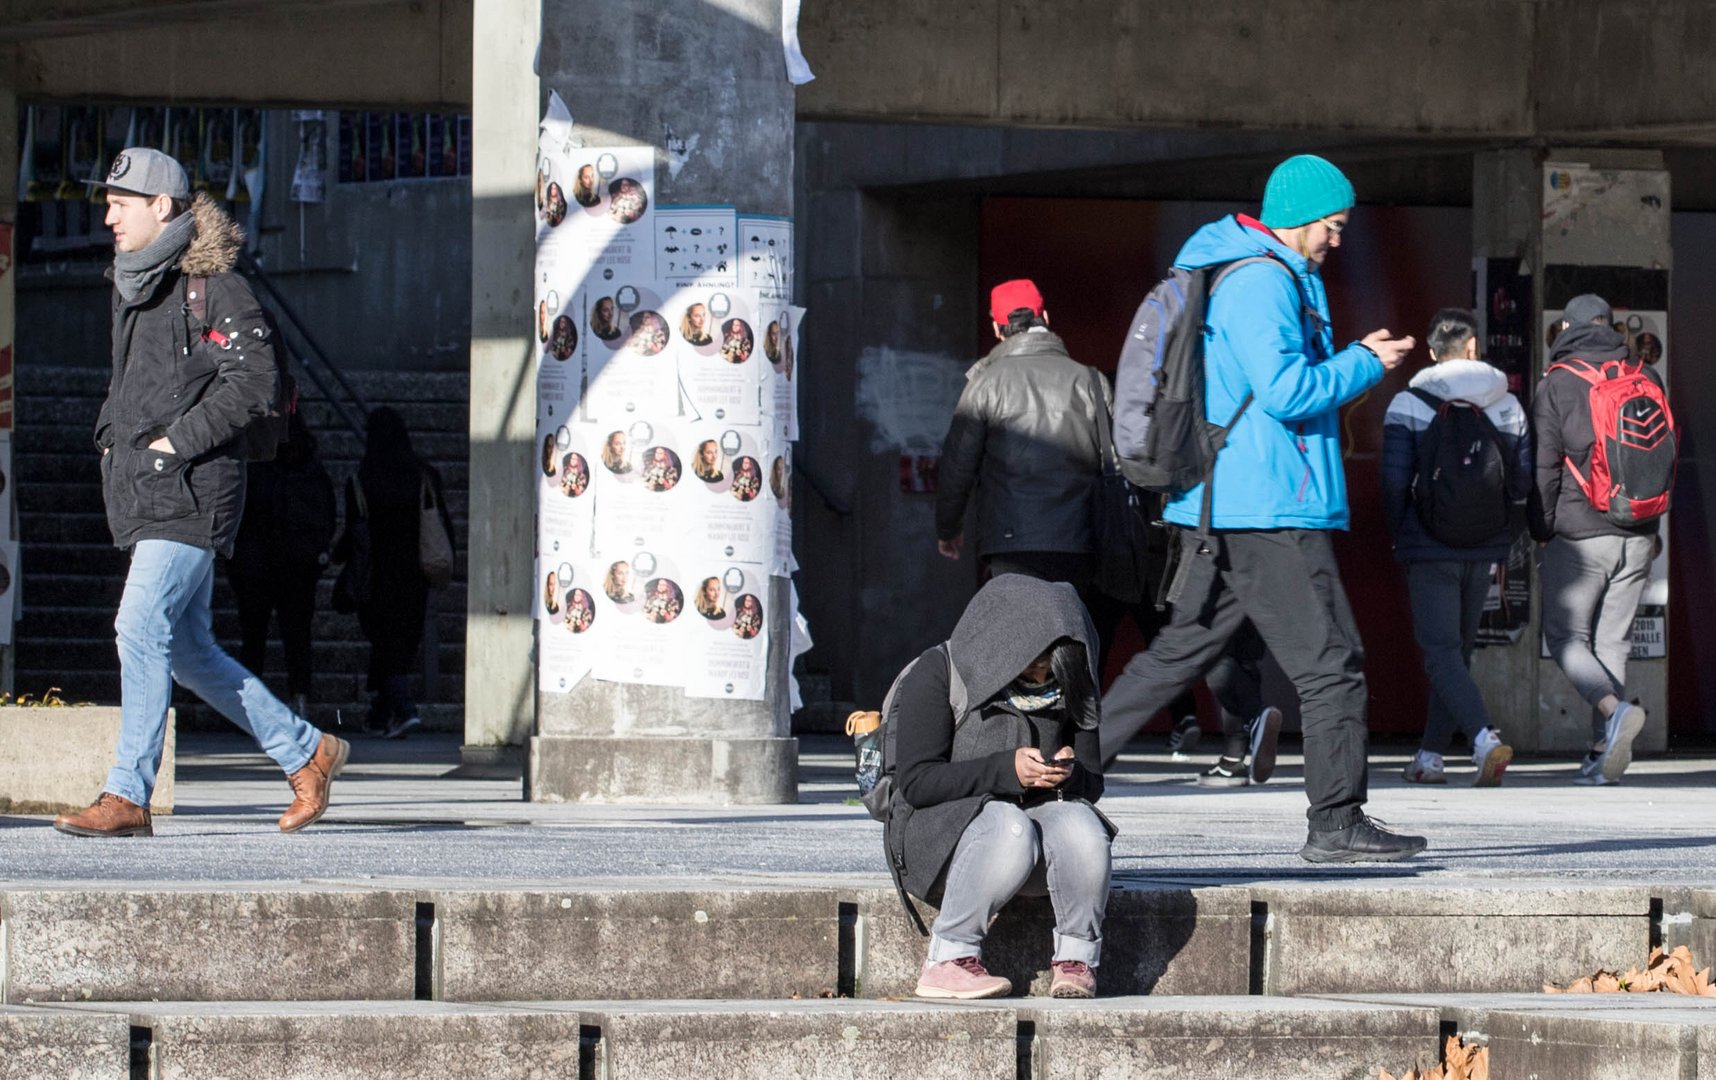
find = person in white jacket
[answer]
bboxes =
[1380,308,1532,786]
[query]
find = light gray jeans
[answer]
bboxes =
[1540,533,1655,741]
[927,799,1111,967]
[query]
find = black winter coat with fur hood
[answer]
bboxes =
[96,194,276,557]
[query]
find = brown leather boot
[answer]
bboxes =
[278,733,350,833]
[53,793,153,837]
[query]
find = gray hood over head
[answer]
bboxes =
[947,573,1099,728]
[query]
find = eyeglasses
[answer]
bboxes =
[1319,217,1347,236]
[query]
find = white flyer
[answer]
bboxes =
[738,214,793,301]
[675,287,764,427]
[655,205,738,289]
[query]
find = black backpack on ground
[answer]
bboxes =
[1408,388,1512,547]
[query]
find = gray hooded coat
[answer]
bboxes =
[886,574,1114,902]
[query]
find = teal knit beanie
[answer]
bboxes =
[1260,155,1355,228]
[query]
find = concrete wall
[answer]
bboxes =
[798,0,1716,143]
[0,0,472,111]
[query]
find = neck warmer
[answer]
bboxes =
[1005,677,1063,714]
[113,211,196,304]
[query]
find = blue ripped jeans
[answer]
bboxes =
[106,539,321,805]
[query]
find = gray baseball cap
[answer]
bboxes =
[86,147,190,200]
[1562,293,1613,326]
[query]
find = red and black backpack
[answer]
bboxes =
[1547,357,1676,526]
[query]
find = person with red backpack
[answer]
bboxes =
[1382,309,1532,787]
[1531,293,1676,785]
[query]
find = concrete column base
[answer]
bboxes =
[527,735,797,804]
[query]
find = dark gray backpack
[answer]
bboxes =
[857,643,969,822]
[1112,256,1298,497]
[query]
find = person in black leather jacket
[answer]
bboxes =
[935,279,1104,584]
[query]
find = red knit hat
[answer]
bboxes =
[989,279,1045,324]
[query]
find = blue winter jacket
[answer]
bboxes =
[1163,215,1384,531]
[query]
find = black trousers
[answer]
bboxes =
[228,564,320,699]
[1100,527,1370,831]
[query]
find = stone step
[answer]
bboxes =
[18,996,1448,1080]
[0,1006,129,1080]
[1,882,1697,1008]
[1326,992,1716,1080]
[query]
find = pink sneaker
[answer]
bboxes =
[1050,960,1097,998]
[914,955,1012,1000]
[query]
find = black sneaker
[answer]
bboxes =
[1299,815,1426,863]
[1196,757,1250,787]
[1166,715,1202,760]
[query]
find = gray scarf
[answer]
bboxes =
[113,211,196,304]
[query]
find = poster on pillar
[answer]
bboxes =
[591,416,693,557]
[1540,306,1670,660]
[580,283,681,421]
[674,288,764,427]
[680,559,769,700]
[766,305,803,442]
[656,205,738,289]
[738,214,793,302]
[536,556,600,693]
[679,423,774,558]
[769,443,794,576]
[590,546,693,688]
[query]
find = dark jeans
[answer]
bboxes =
[1405,559,1492,754]
[985,550,1201,725]
[228,564,320,699]
[1102,527,1370,831]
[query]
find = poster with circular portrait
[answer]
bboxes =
[590,548,692,688]
[677,424,773,570]
[673,288,764,427]
[768,304,805,442]
[581,284,679,421]
[592,418,693,556]
[682,564,768,700]
[770,447,794,576]
[536,558,598,694]
[536,422,595,539]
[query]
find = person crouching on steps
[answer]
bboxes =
[891,574,1115,1000]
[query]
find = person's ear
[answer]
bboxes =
[1464,336,1478,361]
[1041,310,1051,327]
[152,194,174,223]
[992,321,1004,341]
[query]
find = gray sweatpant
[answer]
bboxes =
[927,799,1111,967]
[1540,533,1654,741]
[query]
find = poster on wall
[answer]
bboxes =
[1539,306,1670,659]
[590,546,694,687]
[679,558,769,699]
[738,214,793,301]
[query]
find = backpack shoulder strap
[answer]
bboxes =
[185,275,210,326]
[1547,357,1604,385]
[1408,387,1447,413]
[350,475,369,520]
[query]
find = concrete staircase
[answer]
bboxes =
[2,877,1714,1077]
[12,364,469,731]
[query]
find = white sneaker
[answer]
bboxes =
[1581,703,1646,784]
[1472,727,1513,788]
[1403,751,1446,785]
[1248,706,1283,784]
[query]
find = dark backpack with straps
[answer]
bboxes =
[1409,388,1513,548]
[1112,254,1302,495]
[856,643,971,936]
[185,274,296,463]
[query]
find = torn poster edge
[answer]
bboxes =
[782,0,816,86]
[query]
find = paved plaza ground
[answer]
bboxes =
[4,732,1713,888]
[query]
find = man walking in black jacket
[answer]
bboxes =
[53,149,348,839]
[1533,294,1665,785]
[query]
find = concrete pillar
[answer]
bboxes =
[462,0,543,771]
[528,0,798,802]
[1471,148,1671,754]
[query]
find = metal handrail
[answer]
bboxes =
[236,251,370,438]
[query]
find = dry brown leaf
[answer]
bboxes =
[1543,982,1563,993]
[1567,975,1596,993]
[1593,972,1622,993]
[1471,1047,1491,1080]
[1379,1070,1399,1080]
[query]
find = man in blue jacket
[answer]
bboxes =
[1381,308,1531,787]
[1102,154,1424,862]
